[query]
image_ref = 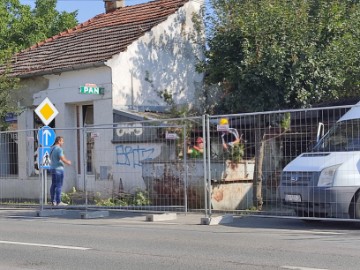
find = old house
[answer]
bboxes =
[1,0,204,200]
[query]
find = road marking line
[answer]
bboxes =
[7,216,47,219]
[281,266,328,270]
[0,240,91,250]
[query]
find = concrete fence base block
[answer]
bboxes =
[200,217,211,225]
[201,214,234,225]
[36,209,66,217]
[146,213,177,222]
[80,210,109,219]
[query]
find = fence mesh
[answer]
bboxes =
[2,104,360,220]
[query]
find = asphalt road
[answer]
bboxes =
[0,209,360,270]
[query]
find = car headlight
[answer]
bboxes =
[318,165,341,187]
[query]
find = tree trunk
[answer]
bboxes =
[253,128,265,210]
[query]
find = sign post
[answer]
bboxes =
[35,97,58,209]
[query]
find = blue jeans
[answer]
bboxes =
[50,169,64,204]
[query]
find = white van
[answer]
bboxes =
[279,103,360,219]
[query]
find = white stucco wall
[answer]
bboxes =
[107,0,204,112]
[12,65,168,197]
[86,140,164,195]
[33,66,112,119]
[8,67,113,196]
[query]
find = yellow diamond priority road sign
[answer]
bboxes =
[34,97,59,126]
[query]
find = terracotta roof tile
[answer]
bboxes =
[11,0,189,77]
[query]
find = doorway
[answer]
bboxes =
[76,104,94,174]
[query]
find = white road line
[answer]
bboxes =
[0,240,91,250]
[281,266,328,270]
[7,216,47,219]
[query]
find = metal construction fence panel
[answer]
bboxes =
[3,103,360,220]
[73,117,207,212]
[0,127,79,208]
[207,104,358,220]
[0,129,34,207]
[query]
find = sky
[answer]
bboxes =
[20,0,150,23]
[20,0,212,24]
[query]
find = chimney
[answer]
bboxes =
[104,0,125,13]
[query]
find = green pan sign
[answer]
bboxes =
[79,85,104,95]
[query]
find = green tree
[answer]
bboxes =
[0,0,78,128]
[200,0,360,209]
[0,0,78,52]
[200,0,360,113]
[0,54,18,129]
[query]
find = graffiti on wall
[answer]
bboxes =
[115,145,155,168]
[116,123,143,137]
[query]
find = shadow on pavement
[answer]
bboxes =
[225,215,360,231]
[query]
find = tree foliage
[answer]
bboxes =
[0,0,78,128]
[200,0,360,113]
[0,62,18,129]
[0,0,78,52]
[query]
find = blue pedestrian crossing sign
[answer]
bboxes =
[38,126,56,147]
[39,147,52,169]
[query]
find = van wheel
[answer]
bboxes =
[349,194,360,219]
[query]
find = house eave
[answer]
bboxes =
[17,61,107,78]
